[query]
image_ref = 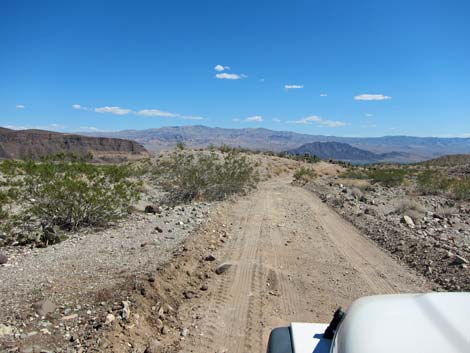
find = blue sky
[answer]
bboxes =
[1,0,469,137]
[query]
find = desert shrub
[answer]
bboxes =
[156,150,259,204]
[436,206,458,217]
[395,199,426,213]
[416,170,451,195]
[416,170,470,201]
[340,168,369,180]
[293,167,317,183]
[0,190,9,220]
[342,167,409,187]
[367,168,408,187]
[22,161,141,231]
[218,144,233,153]
[350,187,364,200]
[287,154,321,164]
[449,177,470,200]
[0,159,141,233]
[176,141,186,150]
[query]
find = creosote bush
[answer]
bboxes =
[416,169,470,200]
[155,150,259,204]
[0,155,141,236]
[293,167,317,183]
[341,166,408,187]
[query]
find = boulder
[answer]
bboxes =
[121,301,131,320]
[33,299,57,316]
[145,205,161,214]
[144,339,162,353]
[0,253,7,265]
[204,254,216,261]
[401,215,415,228]
[215,263,232,275]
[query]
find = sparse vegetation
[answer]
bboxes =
[341,166,409,187]
[417,169,470,200]
[366,168,409,187]
[0,156,142,246]
[293,167,317,183]
[416,170,450,195]
[154,149,260,204]
[340,168,369,180]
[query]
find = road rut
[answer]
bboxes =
[179,177,429,353]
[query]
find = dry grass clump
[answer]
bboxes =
[350,187,364,200]
[395,199,427,222]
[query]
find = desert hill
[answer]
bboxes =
[0,127,148,161]
[83,125,470,163]
[286,141,409,164]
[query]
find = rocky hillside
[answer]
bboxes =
[309,174,470,292]
[84,125,470,163]
[286,141,408,164]
[420,154,470,167]
[0,127,149,161]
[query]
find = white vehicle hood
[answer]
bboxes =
[290,323,331,353]
[331,292,470,353]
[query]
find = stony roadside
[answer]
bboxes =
[306,177,470,291]
[0,201,212,353]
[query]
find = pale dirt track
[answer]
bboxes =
[178,177,430,353]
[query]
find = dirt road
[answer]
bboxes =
[178,177,430,353]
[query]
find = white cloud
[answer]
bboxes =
[232,118,241,123]
[214,64,230,72]
[5,125,28,130]
[320,93,328,97]
[49,123,65,128]
[354,94,392,101]
[94,106,132,115]
[284,84,304,90]
[5,123,66,131]
[72,103,204,120]
[181,115,204,120]
[216,72,244,80]
[365,113,374,117]
[15,104,25,109]
[245,115,263,122]
[287,115,348,127]
[78,126,101,132]
[137,109,178,117]
[272,118,281,123]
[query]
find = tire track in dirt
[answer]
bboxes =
[179,177,430,353]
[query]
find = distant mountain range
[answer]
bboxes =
[83,125,470,163]
[0,127,148,161]
[286,142,409,164]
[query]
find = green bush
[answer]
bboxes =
[416,169,470,200]
[0,159,141,235]
[293,167,317,183]
[155,150,259,204]
[24,162,141,231]
[449,178,470,200]
[366,168,408,187]
[416,170,450,195]
[340,168,369,179]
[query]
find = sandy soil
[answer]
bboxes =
[176,176,430,353]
